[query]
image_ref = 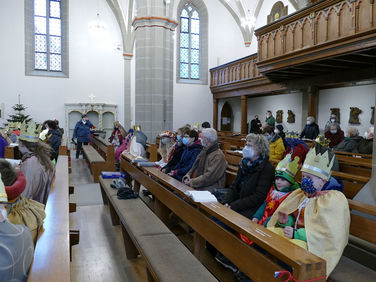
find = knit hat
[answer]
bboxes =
[301,148,334,180]
[159,131,174,138]
[275,154,300,184]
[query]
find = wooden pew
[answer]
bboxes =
[336,155,372,178]
[83,135,115,182]
[146,142,158,162]
[120,153,326,281]
[28,156,71,282]
[334,151,372,159]
[4,145,21,159]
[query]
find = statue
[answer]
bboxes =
[276,110,283,124]
[349,107,362,124]
[330,108,340,123]
[371,107,375,125]
[287,110,295,123]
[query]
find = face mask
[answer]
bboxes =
[306,121,311,125]
[301,177,317,195]
[242,146,255,160]
[201,138,207,147]
[330,130,337,134]
[182,137,190,146]
[82,120,87,124]
[330,118,336,123]
[177,135,182,143]
[274,129,279,135]
[265,134,272,141]
[161,138,167,145]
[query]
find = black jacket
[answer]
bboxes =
[250,119,262,134]
[300,123,319,140]
[47,129,62,160]
[335,136,363,153]
[225,158,274,218]
[163,143,184,174]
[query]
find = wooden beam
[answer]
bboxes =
[241,96,247,134]
[213,98,218,130]
[307,86,318,120]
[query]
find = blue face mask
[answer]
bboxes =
[301,177,317,194]
[242,146,255,160]
[201,138,207,147]
[177,135,182,143]
[265,134,272,141]
[161,138,167,145]
[182,137,190,146]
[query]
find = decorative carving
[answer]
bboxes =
[330,108,340,123]
[371,107,375,124]
[287,110,295,123]
[276,110,283,123]
[349,107,362,124]
[267,1,288,24]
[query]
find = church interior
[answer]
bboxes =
[1,0,376,281]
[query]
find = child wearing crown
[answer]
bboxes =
[238,154,300,247]
[267,147,350,276]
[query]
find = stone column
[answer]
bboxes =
[123,55,132,130]
[133,0,177,141]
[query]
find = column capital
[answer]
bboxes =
[123,53,133,60]
[132,16,178,31]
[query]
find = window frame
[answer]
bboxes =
[176,0,208,85]
[25,0,69,78]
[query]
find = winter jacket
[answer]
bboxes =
[300,123,319,140]
[325,129,345,148]
[0,136,8,158]
[47,129,62,159]
[184,143,227,192]
[225,158,274,218]
[269,136,285,161]
[250,119,262,134]
[73,120,93,143]
[322,176,344,192]
[334,136,362,153]
[172,140,202,181]
[266,116,275,127]
[356,138,373,154]
[163,143,184,174]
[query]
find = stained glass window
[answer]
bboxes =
[179,5,200,80]
[34,0,62,71]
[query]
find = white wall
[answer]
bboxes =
[217,92,303,133]
[172,0,251,130]
[318,85,376,135]
[0,0,124,135]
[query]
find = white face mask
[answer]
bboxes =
[274,129,279,134]
[330,118,336,123]
[306,120,311,125]
[330,130,337,134]
[242,146,255,160]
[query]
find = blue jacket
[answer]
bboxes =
[47,129,62,159]
[173,140,202,181]
[73,120,93,143]
[322,176,344,192]
[0,136,8,158]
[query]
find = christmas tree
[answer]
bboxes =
[7,94,31,123]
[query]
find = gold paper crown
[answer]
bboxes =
[0,176,7,203]
[133,125,141,131]
[19,120,42,143]
[285,131,300,139]
[275,154,300,183]
[301,148,334,180]
[315,135,330,148]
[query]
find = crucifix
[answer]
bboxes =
[89,93,96,104]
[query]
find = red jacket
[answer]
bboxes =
[325,129,345,148]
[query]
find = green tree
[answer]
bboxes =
[7,95,31,123]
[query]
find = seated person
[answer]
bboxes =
[283,131,309,164]
[267,147,350,276]
[155,131,176,168]
[129,130,147,158]
[0,159,45,243]
[334,126,362,153]
[357,126,374,154]
[300,116,319,140]
[168,129,202,181]
[45,120,62,161]
[201,121,211,129]
[162,126,189,174]
[109,121,126,150]
[223,133,274,218]
[115,128,134,161]
[0,131,10,158]
[0,178,34,281]
[263,126,285,161]
[324,123,344,148]
[19,121,55,205]
[182,128,227,192]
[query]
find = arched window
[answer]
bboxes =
[25,0,69,77]
[177,0,208,84]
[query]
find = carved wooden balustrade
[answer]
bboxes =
[255,0,376,77]
[210,54,261,88]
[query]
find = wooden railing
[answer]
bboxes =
[255,0,376,65]
[210,53,261,88]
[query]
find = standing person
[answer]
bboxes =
[265,111,275,127]
[0,179,34,282]
[324,123,345,148]
[250,115,262,134]
[73,114,93,159]
[300,116,319,140]
[324,113,338,132]
[45,120,62,161]
[109,121,126,150]
[19,121,55,205]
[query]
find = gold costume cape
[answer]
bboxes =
[267,189,350,276]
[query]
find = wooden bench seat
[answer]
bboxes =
[99,176,217,282]
[83,136,115,182]
[330,256,376,281]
